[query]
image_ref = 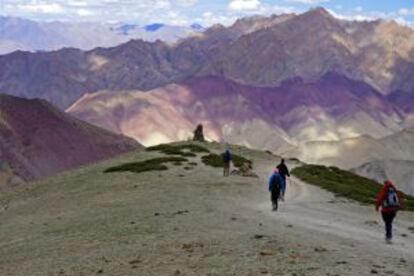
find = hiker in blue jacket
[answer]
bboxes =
[268,169,283,211]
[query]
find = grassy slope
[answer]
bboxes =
[292,165,414,211]
[2,142,321,275]
[146,144,210,157]
[145,143,253,168]
[104,156,189,173]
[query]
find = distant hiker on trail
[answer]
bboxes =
[223,147,232,177]
[375,180,401,244]
[268,168,283,211]
[277,159,290,201]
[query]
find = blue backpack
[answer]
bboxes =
[269,174,281,191]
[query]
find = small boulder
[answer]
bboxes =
[231,162,258,178]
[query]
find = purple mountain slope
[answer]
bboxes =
[67,73,403,148]
[0,94,140,188]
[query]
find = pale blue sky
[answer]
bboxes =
[1,0,413,26]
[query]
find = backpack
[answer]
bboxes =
[383,187,400,208]
[223,150,232,163]
[270,174,281,191]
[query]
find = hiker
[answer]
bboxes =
[375,180,401,243]
[223,147,232,177]
[268,169,283,211]
[276,159,290,201]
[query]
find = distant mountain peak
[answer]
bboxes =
[234,14,266,24]
[301,6,336,20]
[204,23,226,35]
[308,7,331,16]
[116,24,139,35]
[145,23,165,32]
[294,6,339,28]
[190,23,203,30]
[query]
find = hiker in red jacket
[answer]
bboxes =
[375,180,401,243]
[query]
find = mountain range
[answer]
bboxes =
[1,7,414,191]
[0,8,413,110]
[0,16,204,55]
[0,94,140,189]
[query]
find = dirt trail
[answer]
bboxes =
[252,160,414,274]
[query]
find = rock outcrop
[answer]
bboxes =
[193,124,205,142]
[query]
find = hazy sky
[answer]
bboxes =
[1,0,414,26]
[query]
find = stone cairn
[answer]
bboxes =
[193,124,205,142]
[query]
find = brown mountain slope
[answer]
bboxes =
[200,8,414,93]
[0,94,140,188]
[1,8,414,109]
[200,8,357,86]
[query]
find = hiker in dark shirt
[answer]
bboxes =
[223,148,232,177]
[276,159,290,201]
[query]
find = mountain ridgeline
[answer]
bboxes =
[0,16,205,55]
[1,8,414,111]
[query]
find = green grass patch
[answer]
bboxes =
[201,153,252,168]
[104,157,188,174]
[292,165,414,211]
[146,144,210,157]
[181,152,197,157]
